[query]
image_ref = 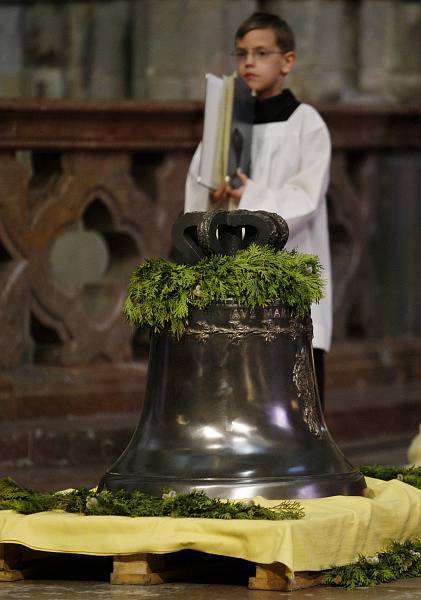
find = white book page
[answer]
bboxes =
[198,74,223,190]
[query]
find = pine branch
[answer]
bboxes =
[123,244,324,336]
[322,540,421,588]
[360,465,421,489]
[0,478,304,521]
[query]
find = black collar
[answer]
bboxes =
[254,89,300,124]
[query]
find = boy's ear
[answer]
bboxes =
[281,51,296,76]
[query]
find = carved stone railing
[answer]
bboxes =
[0,99,420,439]
[0,101,203,373]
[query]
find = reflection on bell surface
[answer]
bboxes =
[98,301,366,499]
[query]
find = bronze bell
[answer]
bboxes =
[99,211,366,499]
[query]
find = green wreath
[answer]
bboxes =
[123,244,324,337]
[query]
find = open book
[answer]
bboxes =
[198,73,255,192]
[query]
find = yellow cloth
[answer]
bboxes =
[1,478,421,575]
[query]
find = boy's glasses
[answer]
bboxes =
[231,50,284,62]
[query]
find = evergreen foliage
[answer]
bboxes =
[123,244,323,337]
[0,478,304,521]
[322,540,421,588]
[360,465,421,490]
[0,477,59,514]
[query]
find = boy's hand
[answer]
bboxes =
[211,183,229,204]
[226,170,248,203]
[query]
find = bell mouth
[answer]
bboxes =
[99,470,367,500]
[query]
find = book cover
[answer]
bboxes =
[198,73,254,192]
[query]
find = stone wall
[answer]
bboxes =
[0,0,420,103]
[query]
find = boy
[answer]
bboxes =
[184,12,332,405]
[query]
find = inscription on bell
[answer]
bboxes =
[229,307,287,322]
[263,307,287,320]
[230,308,256,321]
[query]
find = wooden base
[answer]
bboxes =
[0,544,38,581]
[0,542,323,592]
[249,563,322,591]
[111,553,176,585]
[111,551,323,591]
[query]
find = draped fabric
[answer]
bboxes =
[1,478,420,575]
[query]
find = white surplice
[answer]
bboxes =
[184,103,332,352]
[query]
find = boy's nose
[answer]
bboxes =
[245,52,256,66]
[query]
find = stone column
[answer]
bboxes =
[0,6,23,97]
[89,0,131,99]
[22,3,67,98]
[133,0,256,100]
[265,0,357,102]
[66,2,92,98]
[133,0,187,99]
[359,0,421,102]
[183,0,256,99]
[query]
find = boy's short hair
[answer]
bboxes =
[235,12,295,53]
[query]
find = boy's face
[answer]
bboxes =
[235,28,295,100]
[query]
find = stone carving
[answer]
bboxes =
[0,153,31,368]
[328,151,378,340]
[0,150,188,368]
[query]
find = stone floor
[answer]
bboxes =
[1,577,421,599]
